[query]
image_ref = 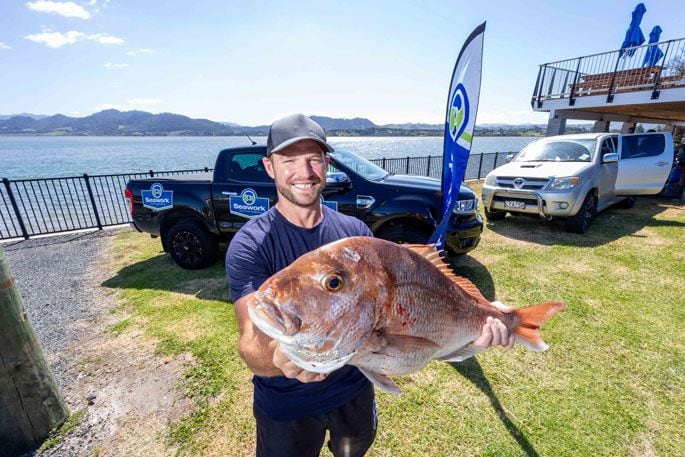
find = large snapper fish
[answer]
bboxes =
[246,237,565,394]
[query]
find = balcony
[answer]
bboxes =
[531,37,685,129]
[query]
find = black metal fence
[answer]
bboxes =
[0,152,513,241]
[1,168,211,241]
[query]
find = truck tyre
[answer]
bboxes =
[565,193,595,234]
[377,223,430,244]
[166,221,218,270]
[484,207,506,221]
[616,196,636,209]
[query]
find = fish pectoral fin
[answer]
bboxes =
[357,367,403,395]
[382,333,439,351]
[436,344,486,362]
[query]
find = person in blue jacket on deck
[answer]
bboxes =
[226,113,513,457]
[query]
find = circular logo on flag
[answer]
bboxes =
[151,183,164,198]
[449,83,469,143]
[241,188,257,205]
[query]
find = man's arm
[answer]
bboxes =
[234,294,281,376]
[234,294,327,382]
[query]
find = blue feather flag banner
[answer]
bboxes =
[429,22,485,250]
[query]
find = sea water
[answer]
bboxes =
[0,136,536,179]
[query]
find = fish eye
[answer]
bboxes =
[322,273,344,292]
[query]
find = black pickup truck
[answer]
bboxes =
[124,145,483,269]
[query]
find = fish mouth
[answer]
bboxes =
[249,293,302,338]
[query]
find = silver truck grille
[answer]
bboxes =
[496,176,550,190]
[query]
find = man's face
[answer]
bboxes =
[263,139,330,209]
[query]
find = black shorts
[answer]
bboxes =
[254,383,376,457]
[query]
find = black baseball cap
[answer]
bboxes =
[266,113,334,156]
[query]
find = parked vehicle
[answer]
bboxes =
[125,146,483,269]
[481,132,673,234]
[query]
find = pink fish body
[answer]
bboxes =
[246,237,565,393]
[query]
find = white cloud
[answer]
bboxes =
[104,62,128,69]
[87,33,123,45]
[24,29,123,48]
[26,1,91,19]
[0,42,11,50]
[126,48,154,56]
[25,30,84,47]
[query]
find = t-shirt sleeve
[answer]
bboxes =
[225,230,271,302]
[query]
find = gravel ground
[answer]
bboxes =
[2,228,127,387]
[3,227,189,457]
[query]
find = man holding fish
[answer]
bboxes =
[226,114,546,457]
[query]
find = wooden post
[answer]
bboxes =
[0,246,68,456]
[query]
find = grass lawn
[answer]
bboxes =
[103,183,684,456]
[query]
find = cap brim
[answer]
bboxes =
[268,136,334,155]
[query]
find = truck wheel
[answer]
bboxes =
[166,221,218,270]
[565,193,595,234]
[616,196,636,209]
[377,224,430,244]
[484,208,506,221]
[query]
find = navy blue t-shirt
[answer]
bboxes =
[226,205,373,421]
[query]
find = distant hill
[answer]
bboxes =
[0,110,238,136]
[0,109,593,136]
[0,113,49,121]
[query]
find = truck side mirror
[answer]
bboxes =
[504,153,515,163]
[603,152,619,163]
[326,171,352,191]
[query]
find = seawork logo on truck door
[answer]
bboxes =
[142,183,173,211]
[230,188,269,218]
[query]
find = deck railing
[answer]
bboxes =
[1,152,514,241]
[532,37,685,107]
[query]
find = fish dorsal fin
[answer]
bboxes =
[401,243,489,305]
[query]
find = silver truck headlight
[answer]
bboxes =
[546,176,579,190]
[454,198,477,213]
[484,174,497,186]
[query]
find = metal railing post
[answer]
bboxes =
[426,155,432,177]
[651,40,673,100]
[149,169,155,177]
[2,178,29,240]
[405,156,410,174]
[477,154,484,178]
[83,174,103,230]
[568,57,582,106]
[537,65,547,108]
[606,52,624,103]
[382,157,386,169]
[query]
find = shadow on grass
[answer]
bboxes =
[485,198,684,247]
[448,255,496,301]
[451,359,540,457]
[102,251,229,301]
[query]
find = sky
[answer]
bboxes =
[0,0,683,126]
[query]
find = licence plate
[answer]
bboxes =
[504,200,526,210]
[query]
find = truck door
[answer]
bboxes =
[596,137,618,208]
[212,150,277,231]
[323,160,358,217]
[616,133,673,195]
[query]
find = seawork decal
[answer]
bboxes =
[230,188,270,218]
[142,183,173,211]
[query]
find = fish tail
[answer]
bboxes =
[512,301,566,351]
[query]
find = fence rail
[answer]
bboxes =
[532,37,685,107]
[1,153,513,241]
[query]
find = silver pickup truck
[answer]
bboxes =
[481,132,673,234]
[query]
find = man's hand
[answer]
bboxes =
[473,302,515,349]
[272,344,327,383]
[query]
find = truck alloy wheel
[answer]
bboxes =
[565,193,595,234]
[167,221,218,269]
